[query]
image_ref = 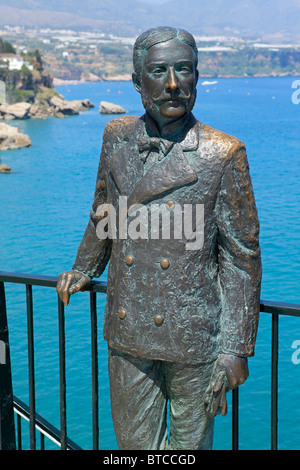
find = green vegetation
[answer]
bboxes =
[0,38,16,54]
[35,86,60,111]
[25,49,44,71]
[197,48,300,77]
[0,38,53,104]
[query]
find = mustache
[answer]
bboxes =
[152,91,192,102]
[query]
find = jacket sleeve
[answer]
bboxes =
[72,124,113,278]
[216,142,262,357]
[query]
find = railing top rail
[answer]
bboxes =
[0,270,107,293]
[0,270,300,316]
[260,299,300,317]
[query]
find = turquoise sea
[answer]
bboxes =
[0,77,300,450]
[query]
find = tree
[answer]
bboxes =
[0,38,16,54]
[27,49,43,71]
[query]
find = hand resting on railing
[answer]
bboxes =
[56,270,91,306]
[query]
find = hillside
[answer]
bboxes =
[2,28,300,82]
[0,0,299,42]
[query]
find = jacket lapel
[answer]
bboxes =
[109,118,199,207]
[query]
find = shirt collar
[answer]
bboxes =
[142,112,199,151]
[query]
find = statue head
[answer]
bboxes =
[132,26,199,128]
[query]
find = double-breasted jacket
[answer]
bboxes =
[73,113,262,365]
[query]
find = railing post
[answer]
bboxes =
[0,281,16,450]
[58,295,67,450]
[90,291,99,450]
[232,387,239,450]
[26,284,36,450]
[17,414,22,450]
[271,313,279,450]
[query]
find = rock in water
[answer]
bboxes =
[0,123,31,150]
[69,99,95,113]
[50,96,95,117]
[0,102,31,120]
[0,163,11,172]
[50,96,79,116]
[99,101,127,114]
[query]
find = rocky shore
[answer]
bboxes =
[0,122,31,151]
[0,95,94,121]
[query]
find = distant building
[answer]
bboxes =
[197,46,235,52]
[0,53,33,71]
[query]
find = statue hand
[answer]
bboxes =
[204,354,249,417]
[56,270,90,306]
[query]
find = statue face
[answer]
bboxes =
[134,38,198,126]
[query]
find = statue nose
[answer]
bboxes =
[165,67,179,91]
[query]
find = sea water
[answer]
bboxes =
[0,77,299,450]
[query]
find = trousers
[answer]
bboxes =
[108,347,215,450]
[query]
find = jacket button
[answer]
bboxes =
[118,309,126,319]
[154,315,164,325]
[125,255,133,266]
[160,259,170,269]
[166,200,175,210]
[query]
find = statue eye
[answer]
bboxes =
[152,67,165,75]
[179,66,191,73]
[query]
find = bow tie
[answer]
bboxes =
[137,136,174,163]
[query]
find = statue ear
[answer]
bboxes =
[132,72,141,93]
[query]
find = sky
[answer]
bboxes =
[139,0,167,3]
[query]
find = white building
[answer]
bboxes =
[0,54,33,71]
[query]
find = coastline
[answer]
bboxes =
[53,74,133,86]
[53,71,300,86]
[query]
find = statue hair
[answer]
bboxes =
[133,26,198,79]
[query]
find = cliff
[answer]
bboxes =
[0,43,94,119]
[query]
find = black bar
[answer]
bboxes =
[58,295,67,450]
[26,284,36,450]
[271,313,279,450]
[0,281,16,450]
[232,387,239,450]
[40,432,45,450]
[90,291,99,450]
[17,414,22,450]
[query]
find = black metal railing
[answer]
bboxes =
[0,271,106,451]
[0,270,300,450]
[13,395,82,450]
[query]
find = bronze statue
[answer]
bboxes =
[57,26,262,450]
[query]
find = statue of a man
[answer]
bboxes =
[57,26,262,450]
